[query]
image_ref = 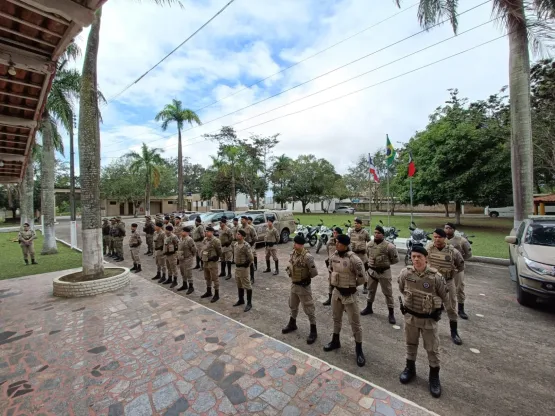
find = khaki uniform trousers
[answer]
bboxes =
[454,271,465,303]
[231,241,237,262]
[404,315,440,367]
[367,268,394,307]
[289,283,316,325]
[195,242,204,257]
[445,277,458,321]
[235,266,252,290]
[20,243,35,260]
[265,246,278,261]
[179,258,194,284]
[114,237,124,256]
[109,236,114,252]
[165,254,177,276]
[130,247,140,264]
[204,262,220,289]
[221,247,233,262]
[102,235,110,252]
[332,289,363,342]
[155,249,166,274]
[354,252,368,283]
[146,235,154,252]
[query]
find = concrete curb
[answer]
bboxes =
[53,266,130,297]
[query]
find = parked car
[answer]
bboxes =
[504,216,555,307]
[333,206,355,214]
[234,210,296,244]
[183,211,235,229]
[486,205,555,218]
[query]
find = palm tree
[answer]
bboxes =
[124,143,165,216]
[155,99,202,210]
[395,1,554,227]
[270,154,292,208]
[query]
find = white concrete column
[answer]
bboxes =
[70,221,77,249]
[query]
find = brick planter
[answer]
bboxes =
[53,267,130,298]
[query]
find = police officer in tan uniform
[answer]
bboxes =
[108,218,116,257]
[129,223,142,273]
[398,245,449,398]
[350,218,371,293]
[444,222,472,320]
[230,217,240,264]
[426,228,465,345]
[324,234,367,367]
[162,225,179,288]
[18,223,37,265]
[218,217,234,279]
[193,217,205,270]
[114,217,126,262]
[143,216,155,255]
[247,216,258,270]
[177,226,197,294]
[241,216,258,283]
[233,229,254,312]
[361,225,400,324]
[152,222,167,282]
[173,216,183,236]
[200,225,223,303]
[102,218,111,256]
[323,227,342,306]
[282,235,319,344]
[263,218,280,275]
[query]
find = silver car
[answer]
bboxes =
[333,206,355,214]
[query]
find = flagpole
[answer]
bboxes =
[387,168,390,226]
[368,152,372,227]
[409,176,413,225]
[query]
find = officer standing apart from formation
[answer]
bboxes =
[247,216,258,270]
[263,218,280,275]
[193,217,205,271]
[361,225,399,324]
[398,246,449,398]
[350,218,371,294]
[218,217,234,280]
[129,223,143,273]
[233,229,254,312]
[282,235,319,344]
[323,227,342,306]
[324,234,367,366]
[200,225,223,303]
[152,222,167,282]
[143,216,155,255]
[426,228,465,345]
[241,216,258,283]
[177,226,196,294]
[444,222,472,320]
[102,218,111,256]
[162,225,180,288]
[18,223,37,265]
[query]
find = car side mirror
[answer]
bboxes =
[504,236,518,245]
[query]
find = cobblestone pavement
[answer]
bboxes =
[0,271,435,416]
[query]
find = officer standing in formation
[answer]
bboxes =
[143,216,155,255]
[152,221,167,282]
[361,225,399,324]
[173,216,183,235]
[177,226,196,294]
[241,216,258,283]
[398,245,449,398]
[444,222,472,319]
[325,234,366,366]
[426,228,465,345]
[129,223,142,273]
[282,235,318,344]
[323,226,342,306]
[233,229,254,311]
[102,218,111,256]
[247,216,258,270]
[113,216,126,262]
[218,217,234,279]
[163,225,180,287]
[350,218,371,293]
[200,225,223,303]
[108,218,116,258]
[263,218,280,275]
[18,222,37,265]
[230,217,240,264]
[193,217,205,271]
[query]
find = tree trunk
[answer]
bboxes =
[78,8,104,278]
[231,163,236,211]
[508,15,534,229]
[20,159,34,228]
[455,200,462,225]
[40,115,58,254]
[145,173,151,216]
[301,201,306,213]
[177,127,184,211]
[444,203,450,217]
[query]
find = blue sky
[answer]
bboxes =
[64,0,510,173]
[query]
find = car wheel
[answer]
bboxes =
[490,211,499,218]
[280,229,290,244]
[516,279,536,307]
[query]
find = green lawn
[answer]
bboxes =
[295,213,513,259]
[0,232,82,280]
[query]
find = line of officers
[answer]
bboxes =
[102,215,471,399]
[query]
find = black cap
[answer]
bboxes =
[155,221,163,227]
[131,223,138,227]
[267,217,274,223]
[164,216,170,221]
[294,234,306,245]
[237,229,246,237]
[411,246,428,256]
[175,216,181,220]
[434,228,447,238]
[337,234,350,245]
[333,226,342,234]
[166,225,174,231]
[195,217,202,223]
[375,225,385,235]
[220,217,227,224]
[247,216,253,221]
[233,217,239,222]
[354,218,362,224]
[241,215,248,220]
[23,222,30,226]
[183,226,192,232]
[205,225,214,232]
[445,222,456,230]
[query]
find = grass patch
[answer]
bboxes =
[0,232,82,280]
[295,213,513,259]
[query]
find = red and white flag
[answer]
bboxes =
[368,154,380,183]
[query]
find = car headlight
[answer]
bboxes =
[524,257,555,277]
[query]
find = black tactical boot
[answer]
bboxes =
[388,307,396,324]
[273,261,279,275]
[263,260,271,273]
[194,256,200,269]
[186,283,194,294]
[458,303,469,320]
[355,342,366,367]
[281,317,297,334]
[254,256,258,271]
[450,321,462,345]
[170,275,178,289]
[429,366,441,398]
[307,324,317,345]
[226,262,232,280]
[219,261,226,277]
[163,275,173,285]
[130,263,137,272]
[233,289,245,306]
[250,264,255,284]
[400,359,416,384]
[244,289,253,312]
[360,301,373,316]
[144,249,149,255]
[158,272,166,283]
[152,271,161,280]
[210,289,220,303]
[177,281,188,291]
[322,293,332,306]
[24,259,29,265]
[362,282,368,294]
[323,333,341,352]
[200,287,212,298]
[136,264,142,272]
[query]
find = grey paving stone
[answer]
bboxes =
[152,372,176,389]
[282,381,299,398]
[195,375,218,392]
[100,361,120,371]
[247,400,268,412]
[206,360,226,382]
[370,388,389,400]
[124,393,152,416]
[376,401,397,416]
[267,366,286,379]
[282,405,302,416]
[153,384,179,412]
[260,388,291,410]
[359,383,372,395]
[223,384,247,405]
[183,367,204,381]
[218,396,236,415]
[286,365,297,375]
[315,397,335,415]
[192,392,216,413]
[219,371,245,389]
[253,368,265,378]
[163,398,189,416]
[246,384,264,400]
[107,402,124,416]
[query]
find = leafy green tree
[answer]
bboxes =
[101,160,145,217]
[270,154,293,208]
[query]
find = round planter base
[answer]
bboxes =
[53,267,130,298]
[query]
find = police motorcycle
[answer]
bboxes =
[315,221,335,254]
[404,221,432,265]
[305,220,323,247]
[343,219,353,235]
[378,219,399,243]
[294,218,309,241]
[456,230,474,245]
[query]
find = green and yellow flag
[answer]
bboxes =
[386,134,395,166]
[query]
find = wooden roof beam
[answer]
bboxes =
[0,175,21,183]
[0,115,37,129]
[16,0,96,27]
[0,153,26,161]
[0,47,55,74]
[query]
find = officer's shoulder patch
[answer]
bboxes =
[422,281,431,289]
[343,261,348,268]
[445,255,451,262]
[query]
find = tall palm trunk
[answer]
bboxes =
[78,8,103,278]
[231,162,236,210]
[41,113,58,253]
[177,127,183,210]
[508,14,534,228]
[20,159,34,228]
[145,167,151,216]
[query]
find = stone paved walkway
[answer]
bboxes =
[0,270,436,416]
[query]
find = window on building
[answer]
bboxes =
[109,201,116,205]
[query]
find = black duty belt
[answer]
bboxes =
[406,307,434,319]
[354,250,366,254]
[194,238,203,242]
[236,264,249,268]
[292,280,311,287]
[369,266,390,273]
[265,242,276,247]
[155,246,163,250]
[331,286,357,296]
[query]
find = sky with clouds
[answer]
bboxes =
[65,0,510,174]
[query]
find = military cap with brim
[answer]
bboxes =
[333,226,343,234]
[354,217,362,224]
[205,225,215,232]
[131,223,138,227]
[267,217,274,223]
[336,234,350,245]
[445,222,456,230]
[237,229,246,237]
[166,225,174,231]
[434,228,447,238]
[241,215,248,219]
[195,217,202,222]
[375,225,385,235]
[155,221,163,227]
[411,246,428,256]
[220,217,227,223]
[23,222,30,226]
[294,234,306,245]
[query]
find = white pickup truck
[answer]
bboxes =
[485,205,555,218]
